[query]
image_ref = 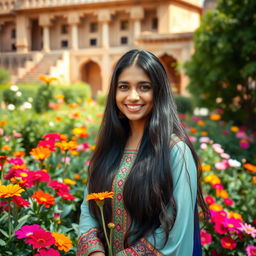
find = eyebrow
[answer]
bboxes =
[117,81,152,85]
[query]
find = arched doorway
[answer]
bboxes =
[81,61,102,98]
[159,54,181,94]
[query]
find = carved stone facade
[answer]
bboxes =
[0,0,202,96]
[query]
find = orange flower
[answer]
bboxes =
[210,114,221,121]
[0,121,6,126]
[209,203,223,212]
[204,174,221,185]
[230,126,239,133]
[39,75,58,84]
[2,145,11,151]
[55,141,78,151]
[201,131,208,136]
[30,147,51,160]
[32,190,55,208]
[52,232,72,252]
[74,174,81,180]
[0,184,24,198]
[253,176,256,184]
[216,189,229,199]
[197,121,205,126]
[12,151,25,157]
[68,103,78,109]
[86,191,114,202]
[202,164,211,172]
[244,163,256,173]
[229,211,243,221]
[190,128,197,134]
[72,127,88,138]
[55,116,62,121]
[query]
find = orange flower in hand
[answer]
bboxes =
[0,184,24,198]
[86,191,114,201]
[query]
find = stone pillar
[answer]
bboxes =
[157,4,171,33]
[98,10,111,48]
[101,54,111,93]
[16,16,29,52]
[39,14,51,52]
[68,12,80,50]
[130,6,144,39]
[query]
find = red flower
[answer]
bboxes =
[34,248,60,256]
[49,180,70,192]
[37,140,56,152]
[12,196,30,208]
[57,191,75,200]
[223,198,234,206]
[25,230,55,248]
[200,229,212,245]
[205,196,215,205]
[32,190,55,208]
[30,170,50,184]
[220,236,237,249]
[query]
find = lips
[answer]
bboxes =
[125,104,144,112]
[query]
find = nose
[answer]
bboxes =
[127,88,140,101]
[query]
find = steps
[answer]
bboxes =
[16,53,62,84]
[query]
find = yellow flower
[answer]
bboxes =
[229,211,243,221]
[52,232,72,252]
[202,164,211,172]
[90,145,96,151]
[86,191,114,202]
[55,141,78,151]
[63,179,76,185]
[2,145,11,151]
[30,147,51,160]
[197,121,205,126]
[216,189,229,199]
[210,114,221,121]
[0,184,24,198]
[230,126,239,132]
[209,203,223,212]
[204,174,221,185]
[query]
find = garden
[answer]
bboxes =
[0,1,256,255]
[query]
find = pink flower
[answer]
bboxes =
[240,140,249,149]
[220,153,230,159]
[200,143,208,150]
[189,136,197,143]
[200,229,212,245]
[30,170,50,184]
[34,248,60,256]
[214,222,228,235]
[246,245,256,256]
[220,236,237,249]
[13,132,22,138]
[223,217,242,231]
[49,180,70,192]
[238,223,256,238]
[15,225,44,239]
[223,198,234,206]
[25,230,55,248]
[222,130,230,135]
[212,183,224,190]
[212,143,224,154]
[215,160,230,170]
[43,133,62,141]
[9,158,24,165]
[191,116,201,122]
[57,190,76,200]
[205,196,215,205]
[236,131,247,140]
[0,128,4,136]
[86,160,90,166]
[199,137,210,143]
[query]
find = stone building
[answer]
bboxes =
[0,0,202,96]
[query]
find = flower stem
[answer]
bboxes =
[99,205,112,255]
[7,200,12,239]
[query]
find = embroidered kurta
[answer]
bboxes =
[78,136,200,256]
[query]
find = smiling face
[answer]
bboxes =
[116,65,153,126]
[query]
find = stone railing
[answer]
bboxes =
[0,0,16,14]
[15,0,124,9]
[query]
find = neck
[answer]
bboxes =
[128,120,147,147]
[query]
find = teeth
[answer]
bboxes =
[127,105,142,110]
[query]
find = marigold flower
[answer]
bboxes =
[52,232,73,252]
[86,191,114,201]
[32,190,55,208]
[0,184,24,198]
[209,203,223,212]
[30,147,51,160]
[220,236,237,249]
[244,163,256,173]
[210,114,221,121]
[25,230,55,248]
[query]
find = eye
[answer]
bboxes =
[139,85,152,91]
[117,84,128,90]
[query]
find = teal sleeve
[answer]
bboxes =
[79,186,99,235]
[116,141,197,256]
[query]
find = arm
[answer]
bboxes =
[115,141,198,256]
[77,186,105,256]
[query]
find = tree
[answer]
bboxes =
[185,0,256,129]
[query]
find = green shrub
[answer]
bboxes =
[33,84,54,113]
[96,90,107,106]
[174,95,194,114]
[2,86,25,107]
[0,68,10,84]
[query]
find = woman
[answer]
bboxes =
[77,49,208,256]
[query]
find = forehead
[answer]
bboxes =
[118,65,151,82]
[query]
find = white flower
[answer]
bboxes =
[7,104,15,111]
[49,121,54,127]
[200,143,208,150]
[228,159,241,167]
[28,97,33,102]
[10,85,19,91]
[16,91,22,97]
[23,102,32,109]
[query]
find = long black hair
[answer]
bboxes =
[88,49,208,249]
